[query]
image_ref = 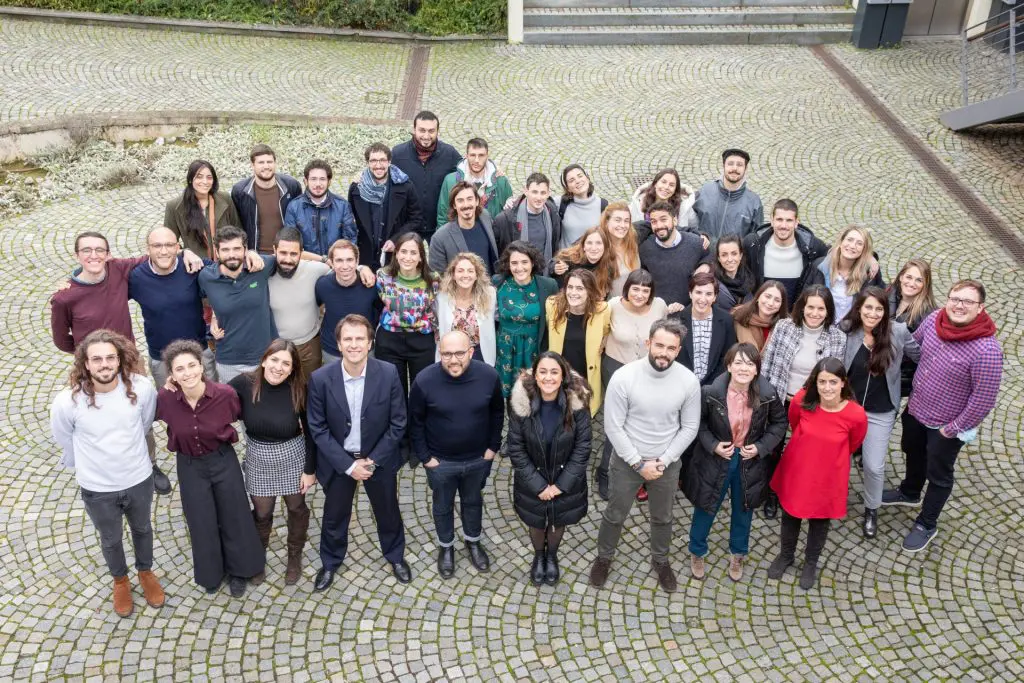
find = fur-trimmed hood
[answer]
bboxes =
[509,368,592,419]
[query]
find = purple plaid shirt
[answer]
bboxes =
[908,311,1003,434]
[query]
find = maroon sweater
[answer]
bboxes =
[50,256,146,353]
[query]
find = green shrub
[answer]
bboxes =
[409,0,506,36]
[290,0,411,31]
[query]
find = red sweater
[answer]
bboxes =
[50,257,146,353]
[770,389,868,519]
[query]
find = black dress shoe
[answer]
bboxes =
[437,546,455,579]
[530,551,546,586]
[466,541,490,572]
[152,465,172,495]
[762,493,779,520]
[313,567,335,592]
[392,560,412,584]
[228,575,246,598]
[863,507,878,539]
[597,475,609,502]
[544,550,560,586]
[204,579,222,595]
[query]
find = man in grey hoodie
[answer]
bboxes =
[689,148,763,242]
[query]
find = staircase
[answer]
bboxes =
[522,0,855,46]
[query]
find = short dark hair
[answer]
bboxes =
[364,142,392,162]
[303,159,333,180]
[773,198,798,218]
[335,314,374,341]
[650,318,685,343]
[689,271,718,294]
[162,339,205,374]
[74,231,109,253]
[497,241,544,279]
[250,144,275,163]
[466,137,488,152]
[647,200,676,218]
[722,148,750,165]
[724,342,762,404]
[525,172,550,190]
[274,227,303,249]
[791,285,835,328]
[214,225,247,248]
[621,268,655,302]
[801,357,854,411]
[413,111,439,126]
[949,279,986,304]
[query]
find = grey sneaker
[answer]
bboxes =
[902,524,937,553]
[880,489,921,507]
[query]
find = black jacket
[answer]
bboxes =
[677,305,737,385]
[493,197,563,263]
[347,180,424,268]
[505,370,592,530]
[230,174,303,251]
[390,139,461,238]
[742,223,828,303]
[682,374,787,513]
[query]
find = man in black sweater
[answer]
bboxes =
[638,201,710,312]
[408,331,504,578]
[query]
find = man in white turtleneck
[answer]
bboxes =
[589,318,701,594]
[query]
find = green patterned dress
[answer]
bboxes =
[496,277,543,397]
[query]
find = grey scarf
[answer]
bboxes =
[516,200,553,275]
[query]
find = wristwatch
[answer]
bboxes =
[631,461,645,472]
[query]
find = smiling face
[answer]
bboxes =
[582,233,605,264]
[717,241,742,276]
[251,153,276,182]
[945,285,984,326]
[439,332,473,378]
[757,286,783,318]
[606,209,631,241]
[627,283,652,308]
[646,328,681,370]
[453,257,478,291]
[75,235,110,278]
[899,265,924,298]
[147,227,180,272]
[565,276,589,310]
[690,282,717,317]
[84,341,120,388]
[816,370,844,405]
[525,181,550,213]
[465,145,488,176]
[331,246,358,284]
[565,168,590,198]
[367,151,390,182]
[859,295,885,332]
[771,208,797,244]
[262,349,294,386]
[306,168,330,200]
[454,187,479,223]
[191,165,214,197]
[217,238,246,272]
[170,351,204,391]
[337,322,371,367]
[274,239,302,277]
[839,229,866,261]
[534,357,563,400]
[395,240,421,274]
[803,295,828,329]
[413,118,439,149]
[509,251,534,285]
[654,173,677,200]
[723,154,747,185]
[727,351,758,386]
[650,210,677,242]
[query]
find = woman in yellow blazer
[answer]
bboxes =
[545,268,611,416]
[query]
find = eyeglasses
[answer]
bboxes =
[440,350,470,360]
[947,297,980,307]
[77,247,108,256]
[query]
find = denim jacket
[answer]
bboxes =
[284,190,357,256]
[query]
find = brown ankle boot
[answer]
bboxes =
[113,576,134,618]
[285,504,310,585]
[138,570,165,607]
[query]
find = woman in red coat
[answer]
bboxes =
[768,357,867,590]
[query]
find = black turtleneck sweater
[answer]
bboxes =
[228,374,316,474]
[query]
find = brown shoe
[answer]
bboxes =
[652,560,678,593]
[112,576,134,618]
[690,554,706,581]
[250,571,266,586]
[589,557,612,588]
[728,555,744,583]
[138,570,165,608]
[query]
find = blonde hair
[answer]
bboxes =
[889,258,937,327]
[439,252,493,315]
[828,225,875,294]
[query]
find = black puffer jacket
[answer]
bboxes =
[505,370,592,529]
[682,373,787,513]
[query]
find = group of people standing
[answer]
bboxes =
[49,112,1004,617]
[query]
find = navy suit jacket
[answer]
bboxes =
[307,357,406,486]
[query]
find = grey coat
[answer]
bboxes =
[688,179,764,241]
[427,212,499,275]
[842,322,920,411]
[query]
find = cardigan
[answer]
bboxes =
[545,299,611,416]
[435,288,497,365]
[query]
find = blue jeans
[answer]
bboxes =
[688,448,754,557]
[424,457,493,547]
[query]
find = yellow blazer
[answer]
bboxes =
[546,299,611,416]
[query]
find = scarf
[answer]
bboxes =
[718,265,756,303]
[935,308,996,342]
[457,159,498,201]
[357,165,409,205]
[414,137,436,163]
[516,199,553,275]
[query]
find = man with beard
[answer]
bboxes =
[638,201,709,310]
[50,329,165,618]
[231,144,302,254]
[435,138,513,229]
[284,159,357,258]
[589,319,701,593]
[390,111,461,239]
[428,181,500,275]
[492,173,563,274]
[742,199,828,309]
[198,226,277,383]
[689,148,764,241]
[349,142,423,269]
[409,331,504,578]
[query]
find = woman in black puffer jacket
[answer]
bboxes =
[506,352,592,587]
[682,342,787,583]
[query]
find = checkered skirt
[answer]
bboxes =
[243,434,305,496]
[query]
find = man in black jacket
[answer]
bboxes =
[742,198,828,309]
[492,173,562,274]
[390,111,461,240]
[231,143,303,254]
[348,143,424,269]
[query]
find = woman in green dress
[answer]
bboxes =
[492,241,560,397]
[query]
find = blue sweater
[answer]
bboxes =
[314,274,381,356]
[408,361,505,463]
[128,257,206,360]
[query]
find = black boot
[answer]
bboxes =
[544,547,560,586]
[862,507,878,540]
[762,492,779,520]
[801,519,830,590]
[768,512,800,579]
[596,472,609,501]
[530,550,546,586]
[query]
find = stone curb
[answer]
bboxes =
[0,6,505,44]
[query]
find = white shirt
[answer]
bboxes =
[50,375,156,492]
[342,362,367,474]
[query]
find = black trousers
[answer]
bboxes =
[319,467,406,571]
[899,410,965,530]
[176,444,265,590]
[374,328,436,398]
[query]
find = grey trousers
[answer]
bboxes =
[861,409,897,509]
[80,476,155,577]
[215,363,257,385]
[597,456,682,563]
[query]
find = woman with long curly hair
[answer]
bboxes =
[435,252,497,364]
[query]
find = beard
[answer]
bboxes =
[276,262,298,279]
[220,257,243,271]
[647,353,673,372]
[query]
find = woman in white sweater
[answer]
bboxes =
[435,252,497,365]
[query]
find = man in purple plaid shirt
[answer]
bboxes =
[881,279,1003,552]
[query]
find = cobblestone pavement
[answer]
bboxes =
[2,19,1023,682]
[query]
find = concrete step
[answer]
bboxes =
[524,0,850,8]
[524,6,854,28]
[522,23,852,45]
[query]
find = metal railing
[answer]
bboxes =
[960,4,1024,106]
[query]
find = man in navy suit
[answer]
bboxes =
[307,313,412,590]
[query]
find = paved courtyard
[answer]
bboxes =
[1,18,1022,682]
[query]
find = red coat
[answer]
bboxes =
[770,390,868,519]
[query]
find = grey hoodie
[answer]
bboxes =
[688,179,763,241]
